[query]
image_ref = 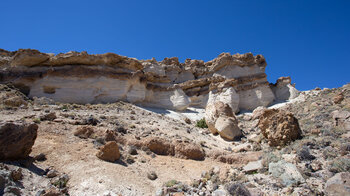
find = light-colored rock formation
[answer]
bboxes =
[270,76,299,101]
[0,48,295,111]
[214,116,242,140]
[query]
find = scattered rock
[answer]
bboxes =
[40,112,57,121]
[297,146,315,161]
[144,137,174,156]
[128,146,138,155]
[225,183,251,196]
[96,141,120,162]
[243,160,263,174]
[174,141,205,160]
[258,109,302,147]
[269,160,305,186]
[47,170,58,178]
[0,121,38,160]
[10,168,22,181]
[205,101,234,135]
[333,92,344,104]
[74,126,94,139]
[147,171,158,180]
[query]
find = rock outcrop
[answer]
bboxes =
[258,109,302,146]
[0,48,298,111]
[270,77,299,101]
[0,121,38,160]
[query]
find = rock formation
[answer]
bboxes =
[0,48,297,111]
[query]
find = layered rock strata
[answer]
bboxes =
[0,49,294,111]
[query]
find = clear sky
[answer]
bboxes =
[1,0,349,90]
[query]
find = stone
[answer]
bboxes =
[0,121,38,160]
[144,137,175,156]
[40,112,57,121]
[10,168,22,181]
[47,170,58,178]
[258,109,302,147]
[212,189,229,196]
[297,146,315,161]
[174,141,205,160]
[333,92,344,104]
[96,141,120,162]
[225,183,251,196]
[74,126,94,139]
[269,160,305,186]
[332,110,350,131]
[147,171,158,180]
[205,101,234,135]
[214,116,242,141]
[243,160,263,173]
[325,172,350,196]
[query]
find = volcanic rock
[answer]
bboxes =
[96,141,120,162]
[0,121,38,160]
[258,109,302,147]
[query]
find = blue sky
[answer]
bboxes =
[1,0,349,90]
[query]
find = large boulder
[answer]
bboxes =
[205,101,234,134]
[325,172,350,196]
[96,141,120,162]
[174,141,205,160]
[332,110,350,131]
[205,101,242,140]
[258,109,302,147]
[0,121,38,160]
[214,116,242,140]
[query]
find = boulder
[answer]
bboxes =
[144,137,175,156]
[174,141,205,160]
[258,109,302,147]
[0,121,38,160]
[214,116,242,141]
[269,160,305,186]
[325,172,350,196]
[205,101,234,135]
[96,141,120,162]
[74,126,94,139]
[333,92,344,104]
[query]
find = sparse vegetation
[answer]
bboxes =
[196,118,208,128]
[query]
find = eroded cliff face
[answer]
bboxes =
[0,48,294,111]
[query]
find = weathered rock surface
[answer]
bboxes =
[204,101,242,140]
[325,172,350,196]
[0,48,287,111]
[214,116,242,141]
[270,77,299,101]
[258,109,302,146]
[0,122,38,160]
[269,160,305,186]
[96,141,120,162]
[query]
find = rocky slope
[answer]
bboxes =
[0,49,297,112]
[0,82,349,195]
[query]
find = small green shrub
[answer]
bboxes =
[196,118,208,128]
[33,118,41,124]
[165,179,178,187]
